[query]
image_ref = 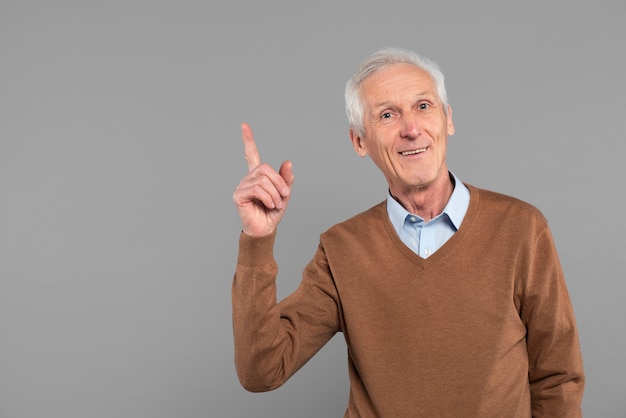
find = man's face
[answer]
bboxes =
[350,63,455,198]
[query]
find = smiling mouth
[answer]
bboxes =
[401,147,428,156]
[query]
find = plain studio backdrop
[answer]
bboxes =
[1,1,624,417]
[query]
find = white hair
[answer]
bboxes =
[345,47,449,136]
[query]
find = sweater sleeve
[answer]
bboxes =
[520,226,585,417]
[232,231,341,392]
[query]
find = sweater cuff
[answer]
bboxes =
[237,231,277,267]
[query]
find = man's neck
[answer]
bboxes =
[390,172,455,222]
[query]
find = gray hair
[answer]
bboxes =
[345,47,449,137]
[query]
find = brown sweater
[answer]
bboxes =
[232,185,584,417]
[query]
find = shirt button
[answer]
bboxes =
[424,248,431,256]
[408,216,417,223]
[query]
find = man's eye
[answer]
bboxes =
[419,103,430,110]
[381,112,392,119]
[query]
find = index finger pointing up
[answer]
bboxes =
[241,122,261,172]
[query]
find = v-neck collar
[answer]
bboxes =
[382,183,479,270]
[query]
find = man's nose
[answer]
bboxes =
[399,114,421,139]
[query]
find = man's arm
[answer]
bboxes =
[232,232,340,391]
[231,124,340,391]
[522,226,585,417]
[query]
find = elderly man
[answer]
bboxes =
[232,47,584,417]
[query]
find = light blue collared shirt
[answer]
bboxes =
[386,172,470,258]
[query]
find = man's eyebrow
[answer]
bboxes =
[371,101,394,111]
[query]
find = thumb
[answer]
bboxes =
[279,160,294,189]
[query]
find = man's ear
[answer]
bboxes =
[446,104,455,136]
[349,129,368,157]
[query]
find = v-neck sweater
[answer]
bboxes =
[232,184,584,417]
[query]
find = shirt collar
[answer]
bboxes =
[386,171,470,235]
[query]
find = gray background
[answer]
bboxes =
[1,1,624,417]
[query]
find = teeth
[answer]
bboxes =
[401,147,427,156]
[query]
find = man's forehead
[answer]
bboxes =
[369,90,433,109]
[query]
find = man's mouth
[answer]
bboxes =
[400,147,428,156]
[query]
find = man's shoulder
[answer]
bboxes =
[322,201,388,238]
[468,184,548,224]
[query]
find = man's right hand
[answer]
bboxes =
[232,123,294,237]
